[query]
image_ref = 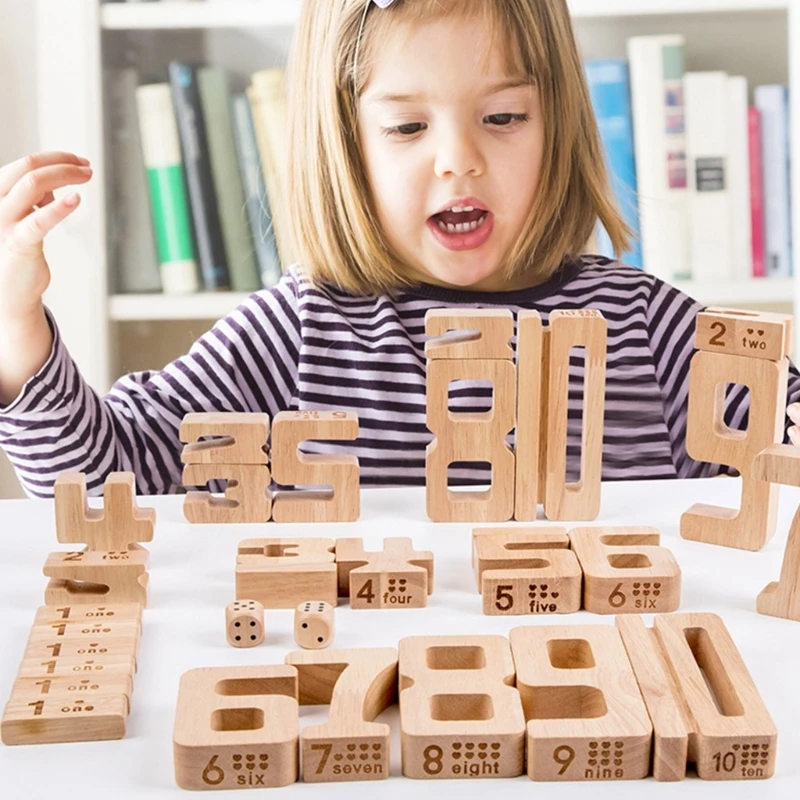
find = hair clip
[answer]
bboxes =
[372,0,396,7]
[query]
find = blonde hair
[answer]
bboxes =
[284,0,632,295]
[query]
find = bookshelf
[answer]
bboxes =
[36,0,800,394]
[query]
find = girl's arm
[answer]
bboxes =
[646,277,800,478]
[0,281,301,498]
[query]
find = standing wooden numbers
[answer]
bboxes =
[681,308,792,550]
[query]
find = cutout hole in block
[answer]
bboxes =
[713,383,751,438]
[607,553,652,569]
[211,707,264,732]
[426,645,486,670]
[448,462,491,494]
[430,693,494,721]
[57,580,110,597]
[447,379,493,415]
[547,639,596,669]
[215,677,297,698]
[684,627,744,716]
[600,534,658,546]
[526,686,607,719]
[504,542,554,551]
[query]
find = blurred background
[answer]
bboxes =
[0,0,796,498]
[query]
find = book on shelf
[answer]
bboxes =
[749,106,766,278]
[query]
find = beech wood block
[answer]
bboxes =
[23,635,140,667]
[426,358,516,523]
[179,411,270,464]
[472,526,569,590]
[509,624,652,781]
[616,616,690,782]
[270,410,360,523]
[17,654,138,681]
[11,673,134,710]
[293,601,334,649]
[424,309,514,360]
[54,472,155,551]
[695,308,793,362]
[183,463,272,524]
[544,310,607,522]
[32,603,143,629]
[569,527,681,614]
[335,538,434,608]
[285,647,397,782]
[514,310,544,520]
[481,550,583,615]
[173,666,299,790]
[235,538,337,608]
[398,635,526,779]
[681,351,787,550]
[652,613,776,780]
[225,600,265,648]
[1,691,128,745]
[27,617,141,644]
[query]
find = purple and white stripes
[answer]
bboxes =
[2,255,798,498]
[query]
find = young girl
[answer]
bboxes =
[1,0,799,499]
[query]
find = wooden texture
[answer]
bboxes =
[173,666,299,790]
[225,600,265,648]
[544,311,607,522]
[569,527,681,614]
[285,648,398,782]
[514,310,544,520]
[183,464,272,524]
[398,635,526,779]
[424,309,514,360]
[54,472,155,550]
[179,412,270,464]
[426,358,516,523]
[32,603,143,628]
[293,601,335,649]
[509,624,652,781]
[753,445,800,620]
[695,308,793,362]
[681,351,788,550]
[270,411,360,523]
[235,538,337,609]
[472,527,570,589]
[652,613,777,780]
[616,616,690,781]
[335,538,434,609]
[481,550,583,616]
[43,546,149,606]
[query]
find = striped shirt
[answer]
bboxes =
[2,255,799,498]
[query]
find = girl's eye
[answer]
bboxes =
[381,113,529,139]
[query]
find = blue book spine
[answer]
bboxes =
[585,59,643,270]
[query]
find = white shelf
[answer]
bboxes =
[672,278,794,306]
[100,0,788,30]
[109,292,254,321]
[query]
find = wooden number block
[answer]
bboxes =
[23,635,140,666]
[284,648,397,783]
[17,655,138,681]
[225,600,265,648]
[569,527,681,614]
[514,310,544,521]
[544,311,607,522]
[293,601,334,649]
[173,666,299,790]
[32,603,143,628]
[335,538,434,609]
[424,309,514,360]
[509,625,651,781]
[27,617,141,644]
[11,673,134,710]
[695,308,792,362]
[651,613,776,780]
[753,444,800,621]
[179,412,270,464]
[681,350,788,550]
[183,464,272,524]
[481,550,583,615]
[472,526,569,590]
[426,358,516,522]
[43,546,150,606]
[398,635,526,779]
[235,538,337,608]
[1,692,128,745]
[616,616,691,782]
[54,472,155,551]
[270,411,360,523]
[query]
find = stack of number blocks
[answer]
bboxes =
[1,472,153,745]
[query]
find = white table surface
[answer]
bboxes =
[1,477,799,799]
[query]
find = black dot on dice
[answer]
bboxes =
[317,637,323,643]
[302,623,308,629]
[250,635,257,641]
[234,621,241,627]
[250,621,256,627]
[235,635,241,641]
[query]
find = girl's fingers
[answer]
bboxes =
[788,403,800,425]
[789,425,800,447]
[0,152,90,197]
[0,164,92,225]
[34,191,56,209]
[8,192,81,249]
